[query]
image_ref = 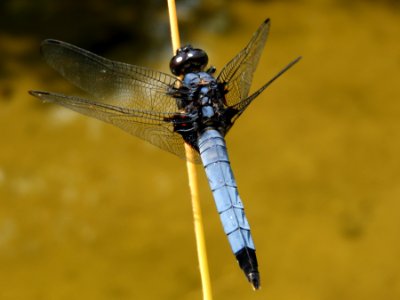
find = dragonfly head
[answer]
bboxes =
[170,45,208,76]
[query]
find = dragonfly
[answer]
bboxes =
[29,18,300,290]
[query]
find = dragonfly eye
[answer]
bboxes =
[170,45,208,76]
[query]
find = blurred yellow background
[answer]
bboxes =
[1,0,400,299]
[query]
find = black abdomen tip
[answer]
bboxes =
[247,271,260,290]
[235,247,260,290]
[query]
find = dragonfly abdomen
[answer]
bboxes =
[198,129,260,289]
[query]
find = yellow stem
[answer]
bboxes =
[167,0,180,51]
[167,1,213,299]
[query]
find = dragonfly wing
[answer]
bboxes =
[217,19,270,107]
[40,39,181,113]
[229,56,302,123]
[30,90,201,163]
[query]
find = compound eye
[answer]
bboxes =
[170,45,208,76]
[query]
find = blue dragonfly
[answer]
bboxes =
[30,18,300,290]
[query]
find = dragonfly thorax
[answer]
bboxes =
[181,72,221,117]
[183,72,215,88]
[167,69,232,150]
[186,72,217,120]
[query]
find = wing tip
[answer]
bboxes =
[41,39,61,46]
[28,90,49,98]
[28,90,39,97]
[40,39,63,55]
[290,56,303,67]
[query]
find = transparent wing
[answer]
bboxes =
[40,39,182,112]
[228,56,302,123]
[35,39,202,162]
[30,90,201,163]
[217,19,270,107]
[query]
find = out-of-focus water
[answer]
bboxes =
[1,0,400,299]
